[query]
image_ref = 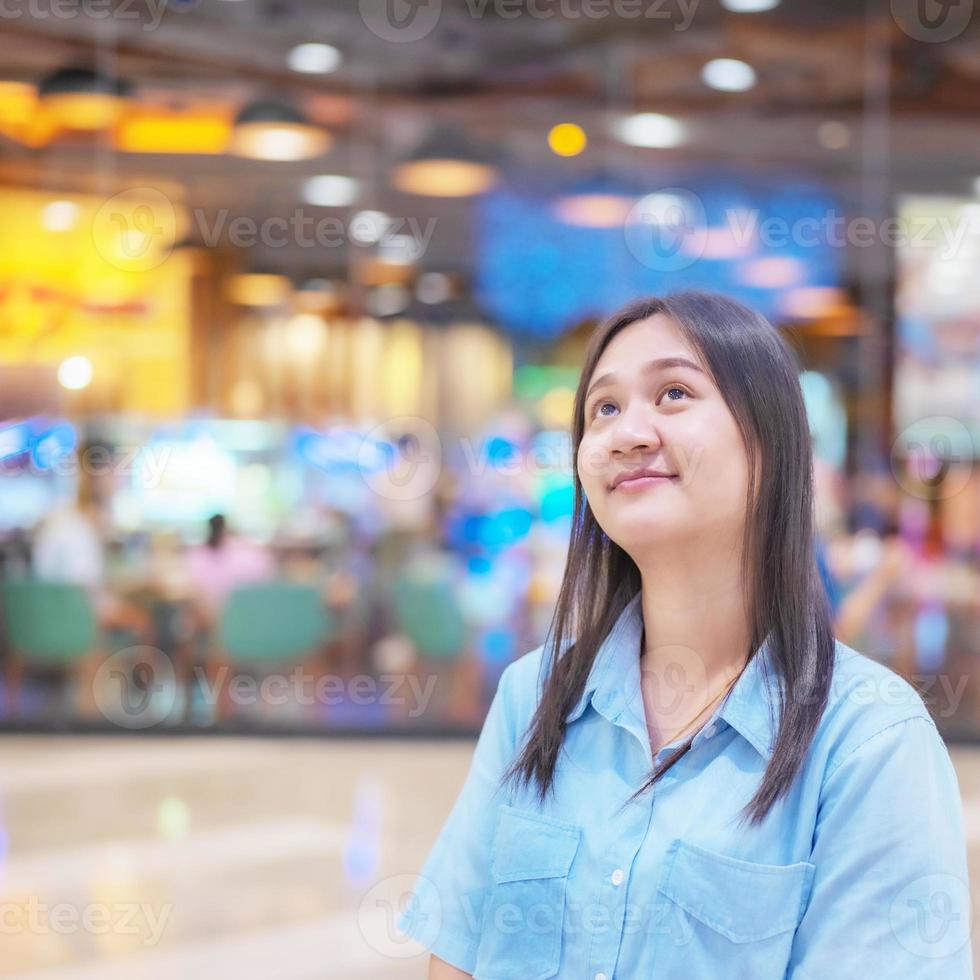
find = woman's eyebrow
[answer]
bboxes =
[585,356,705,401]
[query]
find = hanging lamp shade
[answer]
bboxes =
[37,66,132,130]
[391,126,499,197]
[230,99,330,161]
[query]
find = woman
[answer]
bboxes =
[397,293,972,978]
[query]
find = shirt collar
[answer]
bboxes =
[561,590,780,760]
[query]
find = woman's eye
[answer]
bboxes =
[593,401,617,418]
[662,386,689,402]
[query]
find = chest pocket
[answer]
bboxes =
[473,804,581,980]
[653,838,815,979]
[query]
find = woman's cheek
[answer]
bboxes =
[577,440,610,496]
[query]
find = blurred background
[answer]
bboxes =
[0,0,978,976]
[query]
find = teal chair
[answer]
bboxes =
[1,578,98,716]
[391,572,466,661]
[211,581,335,723]
[391,567,478,724]
[219,582,334,664]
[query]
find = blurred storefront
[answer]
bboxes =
[0,0,977,739]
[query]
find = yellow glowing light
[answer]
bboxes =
[225,273,292,307]
[42,92,125,131]
[0,81,37,127]
[0,186,192,416]
[391,159,497,197]
[115,109,232,154]
[539,387,575,428]
[58,355,93,390]
[285,313,326,358]
[548,123,587,157]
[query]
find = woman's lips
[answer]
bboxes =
[611,474,677,494]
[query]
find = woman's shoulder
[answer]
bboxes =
[496,642,550,711]
[813,638,941,776]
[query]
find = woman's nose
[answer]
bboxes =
[608,402,663,456]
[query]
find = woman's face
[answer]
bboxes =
[576,313,752,555]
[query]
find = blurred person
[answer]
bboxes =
[26,444,149,717]
[831,520,914,671]
[398,293,972,979]
[184,513,276,625]
[184,513,276,722]
[31,447,148,642]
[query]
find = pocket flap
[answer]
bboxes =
[659,839,815,943]
[491,805,581,884]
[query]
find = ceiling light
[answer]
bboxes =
[554,193,635,228]
[225,272,292,307]
[721,0,780,11]
[702,59,757,92]
[58,355,93,390]
[230,100,330,161]
[391,127,498,197]
[548,123,587,157]
[37,66,131,130]
[303,174,359,206]
[614,112,686,148]
[293,278,344,314]
[42,200,79,232]
[350,210,391,244]
[288,43,342,74]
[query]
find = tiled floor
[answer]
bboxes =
[1,735,978,978]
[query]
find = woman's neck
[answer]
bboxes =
[634,534,753,681]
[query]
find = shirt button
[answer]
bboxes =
[703,722,717,739]
[610,868,624,886]
[595,974,608,980]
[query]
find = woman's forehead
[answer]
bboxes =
[592,314,700,376]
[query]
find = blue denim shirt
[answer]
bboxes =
[397,590,972,978]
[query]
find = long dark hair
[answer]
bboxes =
[502,291,835,826]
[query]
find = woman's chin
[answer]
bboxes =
[606,517,688,550]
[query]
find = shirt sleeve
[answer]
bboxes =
[787,715,974,979]
[396,657,526,973]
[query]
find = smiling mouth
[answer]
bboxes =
[609,473,678,492]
